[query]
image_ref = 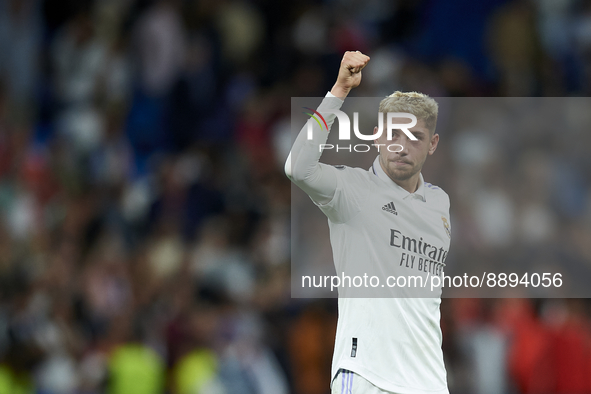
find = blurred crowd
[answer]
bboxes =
[0,0,591,393]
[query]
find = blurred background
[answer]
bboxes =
[0,0,591,393]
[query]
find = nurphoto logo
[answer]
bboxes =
[303,108,418,153]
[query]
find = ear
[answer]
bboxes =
[428,133,439,155]
[373,126,380,145]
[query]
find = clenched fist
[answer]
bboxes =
[330,51,370,98]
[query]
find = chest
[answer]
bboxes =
[353,190,451,253]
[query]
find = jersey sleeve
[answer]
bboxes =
[311,165,370,224]
[285,93,369,223]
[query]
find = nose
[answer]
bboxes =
[395,136,409,156]
[388,132,407,155]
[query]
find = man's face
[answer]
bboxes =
[374,118,439,182]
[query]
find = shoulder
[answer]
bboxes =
[331,164,374,179]
[329,164,377,190]
[424,182,450,209]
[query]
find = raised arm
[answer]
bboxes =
[285,51,370,204]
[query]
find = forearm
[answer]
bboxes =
[330,84,352,99]
[285,50,369,204]
[285,93,344,204]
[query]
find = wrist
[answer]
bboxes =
[330,84,351,99]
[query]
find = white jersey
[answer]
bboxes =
[286,93,450,394]
[323,161,450,393]
[286,93,451,394]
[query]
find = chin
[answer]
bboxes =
[388,168,414,181]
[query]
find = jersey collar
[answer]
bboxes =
[370,156,426,202]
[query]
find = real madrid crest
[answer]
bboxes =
[441,216,451,239]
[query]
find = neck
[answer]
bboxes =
[393,174,420,194]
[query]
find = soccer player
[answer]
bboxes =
[285,51,451,393]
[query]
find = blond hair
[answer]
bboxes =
[378,91,438,134]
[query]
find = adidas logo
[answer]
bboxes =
[382,202,398,215]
